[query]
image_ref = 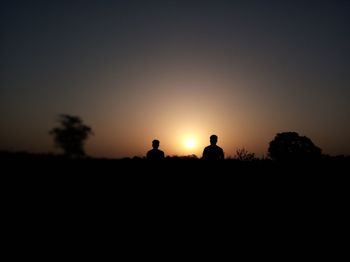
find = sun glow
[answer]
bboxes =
[184,137,197,150]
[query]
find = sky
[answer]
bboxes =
[1,0,350,158]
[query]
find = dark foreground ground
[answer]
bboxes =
[2,150,348,251]
[2,151,349,173]
[2,151,349,179]
[3,150,348,212]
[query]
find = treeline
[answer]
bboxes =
[1,114,349,162]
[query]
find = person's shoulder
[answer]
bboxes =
[147,149,153,155]
[204,145,211,150]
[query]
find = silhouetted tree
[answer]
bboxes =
[268,132,321,161]
[49,114,93,157]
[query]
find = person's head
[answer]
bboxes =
[152,139,160,149]
[210,135,218,145]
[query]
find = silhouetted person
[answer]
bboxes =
[147,139,165,160]
[202,135,224,160]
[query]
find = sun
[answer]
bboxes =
[184,138,196,150]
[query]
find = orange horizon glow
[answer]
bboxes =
[1,2,350,158]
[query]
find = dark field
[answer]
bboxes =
[2,151,349,176]
[2,150,348,240]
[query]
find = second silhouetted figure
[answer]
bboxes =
[147,139,165,160]
[202,135,224,160]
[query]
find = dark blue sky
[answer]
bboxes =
[1,0,350,157]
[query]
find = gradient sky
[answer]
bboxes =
[1,0,350,158]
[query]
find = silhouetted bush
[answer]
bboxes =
[49,114,93,157]
[268,132,321,161]
[234,148,256,161]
